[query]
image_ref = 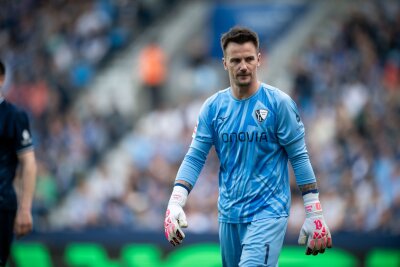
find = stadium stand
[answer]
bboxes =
[0,0,399,238]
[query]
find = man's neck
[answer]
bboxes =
[231,81,260,100]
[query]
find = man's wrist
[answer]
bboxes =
[18,201,32,212]
[303,192,322,216]
[168,186,188,207]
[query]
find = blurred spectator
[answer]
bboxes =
[138,41,167,109]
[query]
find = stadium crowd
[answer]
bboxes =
[53,1,400,235]
[287,1,400,235]
[0,0,178,230]
[1,1,399,236]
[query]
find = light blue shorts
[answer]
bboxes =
[219,217,288,267]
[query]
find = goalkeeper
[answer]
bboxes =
[164,26,332,267]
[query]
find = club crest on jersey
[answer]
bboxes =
[255,109,268,122]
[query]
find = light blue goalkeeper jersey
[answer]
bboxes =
[176,83,316,223]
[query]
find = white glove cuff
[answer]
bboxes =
[302,192,322,216]
[168,186,188,207]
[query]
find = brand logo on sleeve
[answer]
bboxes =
[296,114,301,123]
[21,129,32,146]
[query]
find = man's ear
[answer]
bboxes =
[257,52,261,67]
[222,57,228,70]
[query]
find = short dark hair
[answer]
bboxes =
[0,60,5,76]
[220,26,259,55]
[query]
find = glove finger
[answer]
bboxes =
[315,238,322,251]
[305,239,315,255]
[164,229,169,240]
[176,228,185,241]
[178,212,188,228]
[172,237,181,245]
[327,234,333,248]
[168,223,177,238]
[298,227,307,245]
[308,239,316,250]
[321,236,327,250]
[164,224,173,241]
[298,235,307,246]
[325,227,332,248]
[165,217,179,242]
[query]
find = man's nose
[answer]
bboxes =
[238,61,247,72]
